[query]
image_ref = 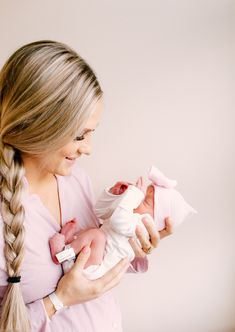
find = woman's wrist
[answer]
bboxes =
[43,296,56,318]
[55,289,69,307]
[43,290,68,318]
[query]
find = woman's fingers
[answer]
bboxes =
[135,225,152,251]
[129,237,146,258]
[141,217,160,248]
[159,217,174,239]
[133,216,173,258]
[71,245,91,273]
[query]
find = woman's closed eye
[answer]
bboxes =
[74,129,95,142]
[74,135,85,141]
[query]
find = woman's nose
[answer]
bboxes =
[78,142,92,155]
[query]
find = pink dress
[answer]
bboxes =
[0,163,148,332]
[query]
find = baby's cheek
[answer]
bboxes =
[134,203,146,215]
[134,202,154,218]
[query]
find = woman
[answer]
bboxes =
[0,40,173,332]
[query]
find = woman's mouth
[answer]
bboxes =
[65,157,76,164]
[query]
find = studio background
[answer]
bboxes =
[0,1,234,331]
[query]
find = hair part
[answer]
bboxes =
[0,40,103,331]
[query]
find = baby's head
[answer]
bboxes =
[148,166,197,231]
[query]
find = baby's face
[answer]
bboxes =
[134,183,155,217]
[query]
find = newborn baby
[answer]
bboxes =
[49,166,197,279]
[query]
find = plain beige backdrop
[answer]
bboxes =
[0,1,234,331]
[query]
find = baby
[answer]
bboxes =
[49,166,197,279]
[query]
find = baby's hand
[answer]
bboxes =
[109,181,130,195]
[109,176,145,195]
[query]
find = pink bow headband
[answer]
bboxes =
[146,165,197,230]
[148,165,177,188]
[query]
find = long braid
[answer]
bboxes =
[0,143,30,332]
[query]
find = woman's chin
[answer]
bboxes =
[56,167,73,176]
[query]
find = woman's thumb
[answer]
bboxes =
[72,245,91,272]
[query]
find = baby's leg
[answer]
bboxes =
[70,228,106,269]
[49,233,66,264]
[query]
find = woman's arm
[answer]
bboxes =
[42,246,129,318]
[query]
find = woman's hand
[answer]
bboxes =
[129,217,174,258]
[55,246,129,307]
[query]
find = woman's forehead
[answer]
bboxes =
[84,99,104,130]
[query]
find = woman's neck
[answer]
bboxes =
[21,154,54,193]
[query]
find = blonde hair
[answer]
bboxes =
[0,40,103,332]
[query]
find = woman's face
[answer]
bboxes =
[35,97,104,177]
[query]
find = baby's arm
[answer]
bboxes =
[94,181,131,220]
[68,228,106,268]
[108,185,146,237]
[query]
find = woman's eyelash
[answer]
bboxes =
[74,135,85,141]
[74,129,95,141]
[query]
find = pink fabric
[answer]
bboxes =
[0,163,147,332]
[148,166,197,230]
